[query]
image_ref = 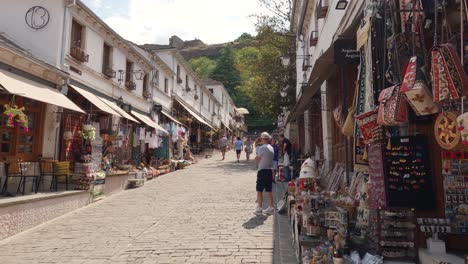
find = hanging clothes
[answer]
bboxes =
[139,127,146,141]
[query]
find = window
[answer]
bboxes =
[143,74,149,99]
[176,65,182,83]
[164,78,169,94]
[125,60,135,90]
[102,43,113,77]
[185,75,189,89]
[70,20,88,62]
[0,96,44,161]
[152,70,159,87]
[209,88,214,94]
[71,20,83,50]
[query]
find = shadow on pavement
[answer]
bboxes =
[200,159,257,172]
[242,215,270,229]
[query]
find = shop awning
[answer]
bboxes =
[236,108,250,115]
[221,121,232,132]
[69,85,122,117]
[98,96,140,123]
[161,111,184,126]
[0,69,85,113]
[175,98,215,129]
[130,110,169,135]
[286,42,336,123]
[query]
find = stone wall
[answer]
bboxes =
[0,191,91,240]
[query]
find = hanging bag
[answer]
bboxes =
[355,109,381,144]
[431,0,468,102]
[377,85,409,126]
[401,56,440,115]
[342,81,358,137]
[432,44,468,102]
[457,97,468,145]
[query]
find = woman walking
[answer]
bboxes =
[244,137,253,161]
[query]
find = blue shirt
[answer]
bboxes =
[234,140,243,150]
[273,144,279,161]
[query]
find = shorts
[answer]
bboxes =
[220,146,227,153]
[256,169,273,192]
[272,161,278,170]
[236,149,242,154]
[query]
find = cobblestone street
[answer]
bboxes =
[0,152,295,264]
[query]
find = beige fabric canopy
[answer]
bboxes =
[69,85,122,117]
[0,69,84,113]
[130,110,168,135]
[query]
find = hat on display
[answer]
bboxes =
[260,132,271,139]
[301,158,315,168]
[299,167,316,178]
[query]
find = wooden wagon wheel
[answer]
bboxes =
[434,111,461,150]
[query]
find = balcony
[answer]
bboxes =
[125,80,136,90]
[103,67,116,78]
[70,46,89,63]
[185,86,191,92]
[177,77,183,84]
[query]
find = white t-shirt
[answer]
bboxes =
[219,137,228,147]
[257,144,274,170]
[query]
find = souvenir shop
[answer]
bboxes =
[286,0,468,263]
[62,84,170,196]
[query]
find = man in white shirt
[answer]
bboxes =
[254,132,275,215]
[218,135,228,160]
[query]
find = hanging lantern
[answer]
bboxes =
[63,130,73,141]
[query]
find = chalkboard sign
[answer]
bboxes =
[383,136,435,209]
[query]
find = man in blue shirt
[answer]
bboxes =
[234,137,243,163]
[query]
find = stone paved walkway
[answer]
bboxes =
[0,151,296,264]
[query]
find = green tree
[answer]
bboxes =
[234,33,255,44]
[188,57,217,80]
[210,46,241,94]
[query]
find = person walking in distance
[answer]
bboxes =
[234,137,243,163]
[279,134,292,181]
[219,135,228,160]
[271,138,279,181]
[244,136,253,161]
[254,132,275,215]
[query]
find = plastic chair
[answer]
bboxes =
[51,162,70,191]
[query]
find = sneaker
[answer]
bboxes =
[263,207,275,215]
[254,207,263,216]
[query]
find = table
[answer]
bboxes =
[1,161,40,196]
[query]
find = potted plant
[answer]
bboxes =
[3,104,29,132]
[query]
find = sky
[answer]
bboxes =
[82,0,271,45]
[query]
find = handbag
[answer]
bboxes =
[342,84,358,137]
[401,56,439,115]
[355,109,381,145]
[432,44,468,102]
[377,85,408,126]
